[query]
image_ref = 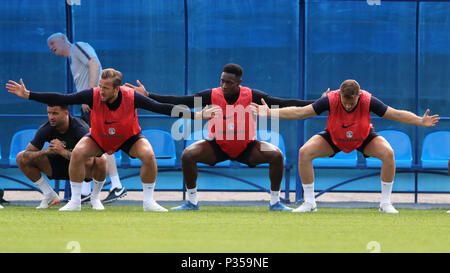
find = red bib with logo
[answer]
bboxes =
[208,86,257,158]
[325,90,373,153]
[90,86,141,154]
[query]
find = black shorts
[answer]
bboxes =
[206,139,259,168]
[47,155,70,180]
[88,132,146,158]
[318,129,380,157]
[46,155,91,182]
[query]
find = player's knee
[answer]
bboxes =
[15,151,25,167]
[269,148,284,164]
[139,150,156,165]
[71,148,86,163]
[96,155,107,171]
[298,146,313,161]
[181,149,196,163]
[378,146,395,164]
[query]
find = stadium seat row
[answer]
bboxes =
[2,129,449,170]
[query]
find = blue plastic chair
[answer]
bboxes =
[129,129,176,167]
[9,129,39,167]
[421,131,450,169]
[113,151,122,167]
[185,129,231,167]
[366,130,413,168]
[313,150,358,168]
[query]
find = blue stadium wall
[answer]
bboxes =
[0,0,449,195]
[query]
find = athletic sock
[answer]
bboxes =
[142,182,155,203]
[34,176,55,197]
[109,175,122,191]
[187,187,198,205]
[106,154,122,190]
[91,179,105,201]
[270,190,280,205]
[81,181,91,196]
[302,182,316,205]
[70,182,82,204]
[381,181,394,204]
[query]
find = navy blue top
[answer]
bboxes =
[312,95,388,117]
[31,115,89,158]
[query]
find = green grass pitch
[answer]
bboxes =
[0,206,448,253]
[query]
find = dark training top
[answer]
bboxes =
[147,88,316,108]
[312,95,388,117]
[30,115,89,161]
[29,89,197,119]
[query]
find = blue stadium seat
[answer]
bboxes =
[129,129,176,167]
[312,150,358,168]
[9,129,38,167]
[421,131,450,169]
[114,151,122,167]
[366,130,413,168]
[185,129,231,167]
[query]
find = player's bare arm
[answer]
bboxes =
[21,143,49,165]
[382,107,440,127]
[252,98,317,120]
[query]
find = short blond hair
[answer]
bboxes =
[340,79,360,98]
[101,68,122,88]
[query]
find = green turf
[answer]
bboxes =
[0,206,448,253]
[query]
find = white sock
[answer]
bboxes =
[81,181,91,196]
[302,182,316,204]
[381,181,394,204]
[187,187,198,205]
[34,176,55,197]
[270,190,280,205]
[109,175,122,191]
[106,154,122,190]
[70,182,82,204]
[142,183,155,203]
[91,179,105,201]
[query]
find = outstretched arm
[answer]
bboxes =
[382,107,440,127]
[6,79,92,105]
[251,98,317,120]
[125,80,210,107]
[6,79,30,99]
[134,91,219,120]
[255,88,330,108]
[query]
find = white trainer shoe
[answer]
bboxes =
[0,204,3,209]
[379,203,399,214]
[59,200,81,211]
[292,202,317,213]
[447,210,449,214]
[90,198,105,210]
[36,193,61,209]
[143,200,168,212]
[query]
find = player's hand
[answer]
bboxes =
[321,88,331,98]
[421,109,440,127]
[124,80,148,97]
[250,98,271,117]
[48,139,66,156]
[81,104,91,113]
[196,105,222,120]
[6,78,30,99]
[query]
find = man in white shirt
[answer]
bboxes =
[47,33,127,204]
